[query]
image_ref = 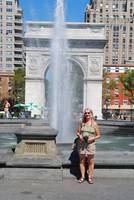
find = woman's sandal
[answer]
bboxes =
[78,177,85,183]
[88,176,93,184]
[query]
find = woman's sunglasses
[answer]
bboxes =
[84,112,91,114]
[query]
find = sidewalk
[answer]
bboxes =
[0,148,134,200]
[0,169,134,200]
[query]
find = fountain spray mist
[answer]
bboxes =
[50,0,74,143]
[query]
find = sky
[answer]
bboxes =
[19,0,90,22]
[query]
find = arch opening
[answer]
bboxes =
[44,59,84,143]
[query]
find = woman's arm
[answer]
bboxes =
[94,122,101,140]
[76,123,83,141]
[88,122,101,144]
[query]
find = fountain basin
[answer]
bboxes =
[15,123,58,157]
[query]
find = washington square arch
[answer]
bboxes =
[24,22,106,119]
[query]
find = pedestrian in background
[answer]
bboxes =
[4,100,10,119]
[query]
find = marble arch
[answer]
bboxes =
[24,22,106,118]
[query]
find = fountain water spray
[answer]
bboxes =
[50,0,74,143]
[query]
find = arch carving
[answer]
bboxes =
[89,56,102,76]
[27,55,39,75]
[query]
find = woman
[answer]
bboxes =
[77,108,101,184]
[4,100,10,119]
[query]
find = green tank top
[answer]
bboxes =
[81,124,95,138]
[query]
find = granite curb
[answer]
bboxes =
[0,150,134,169]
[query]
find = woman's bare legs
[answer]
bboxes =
[87,155,94,183]
[79,154,86,179]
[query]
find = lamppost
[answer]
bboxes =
[118,104,120,120]
[105,99,109,120]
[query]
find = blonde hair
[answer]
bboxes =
[82,108,94,123]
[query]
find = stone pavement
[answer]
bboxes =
[0,148,134,200]
[0,168,134,200]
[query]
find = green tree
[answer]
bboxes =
[103,70,117,108]
[120,70,134,121]
[12,68,25,103]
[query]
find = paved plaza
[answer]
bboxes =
[0,169,134,200]
[0,119,134,199]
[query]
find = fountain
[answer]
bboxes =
[24,2,106,144]
[50,0,73,143]
[14,0,107,156]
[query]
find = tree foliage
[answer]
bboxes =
[120,70,134,106]
[103,69,117,104]
[12,68,25,103]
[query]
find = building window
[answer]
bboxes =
[129,38,132,44]
[106,77,110,83]
[129,32,132,37]
[122,3,127,12]
[122,43,126,48]
[115,77,119,82]
[107,67,111,72]
[113,43,118,49]
[124,68,129,72]
[130,2,133,7]
[123,38,125,43]
[6,57,12,62]
[6,37,12,42]
[130,9,133,14]
[130,27,133,31]
[6,22,12,26]
[6,16,13,21]
[100,8,103,13]
[112,4,116,10]
[6,64,12,68]
[115,88,119,96]
[6,44,12,49]
[6,1,13,6]
[123,26,126,32]
[113,25,119,31]
[6,8,12,12]
[114,100,119,105]
[6,30,12,35]
[123,100,128,105]
[115,68,119,72]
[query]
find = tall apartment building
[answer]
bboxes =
[85,0,134,65]
[0,0,24,99]
[85,0,134,115]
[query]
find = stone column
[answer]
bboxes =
[84,55,103,119]
[25,53,45,118]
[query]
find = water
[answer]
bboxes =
[0,133,17,149]
[0,133,134,152]
[97,134,134,151]
[50,0,73,143]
